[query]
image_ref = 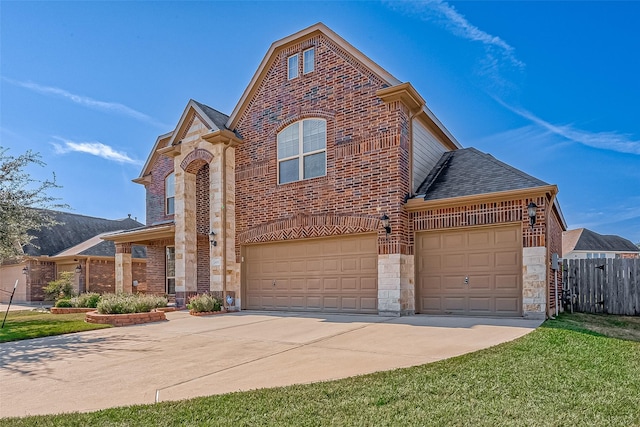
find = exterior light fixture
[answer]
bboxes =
[209,230,217,247]
[22,266,28,275]
[380,213,391,235]
[75,264,82,274]
[527,202,538,229]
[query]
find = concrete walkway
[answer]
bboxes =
[0,311,542,418]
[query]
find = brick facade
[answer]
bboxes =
[235,33,410,258]
[146,154,174,225]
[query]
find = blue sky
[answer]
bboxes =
[1,1,639,244]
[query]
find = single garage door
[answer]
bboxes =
[416,225,522,316]
[244,234,378,313]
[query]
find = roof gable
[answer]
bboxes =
[226,22,402,130]
[417,148,549,200]
[23,211,144,257]
[563,228,640,253]
[135,100,229,182]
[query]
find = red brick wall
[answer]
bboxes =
[235,33,411,255]
[146,155,174,226]
[146,240,172,295]
[197,235,210,294]
[26,260,56,301]
[87,260,115,294]
[547,204,563,312]
[133,261,146,292]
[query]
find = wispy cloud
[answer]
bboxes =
[494,98,640,155]
[386,0,524,90]
[51,137,141,165]
[3,77,166,127]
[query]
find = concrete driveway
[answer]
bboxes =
[0,311,542,418]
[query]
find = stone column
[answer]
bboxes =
[115,243,132,294]
[377,254,401,316]
[175,168,197,305]
[522,246,547,319]
[209,146,223,299]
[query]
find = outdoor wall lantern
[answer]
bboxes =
[527,202,538,229]
[75,264,82,274]
[209,231,217,247]
[380,213,391,236]
[22,266,28,275]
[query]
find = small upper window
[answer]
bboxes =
[165,172,175,215]
[277,119,326,184]
[288,54,299,80]
[303,47,315,74]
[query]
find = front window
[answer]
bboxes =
[303,47,315,74]
[277,119,326,184]
[166,246,175,295]
[165,172,175,215]
[288,54,298,80]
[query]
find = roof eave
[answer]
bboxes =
[406,185,558,212]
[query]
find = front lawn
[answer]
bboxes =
[1,313,639,426]
[0,310,111,343]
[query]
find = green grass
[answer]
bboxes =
[0,310,111,343]
[2,313,639,426]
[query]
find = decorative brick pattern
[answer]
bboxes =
[181,149,213,173]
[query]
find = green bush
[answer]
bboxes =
[54,298,73,308]
[71,293,101,308]
[44,271,75,301]
[96,293,168,315]
[187,294,222,312]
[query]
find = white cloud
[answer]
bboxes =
[51,137,141,165]
[2,77,165,127]
[494,98,640,155]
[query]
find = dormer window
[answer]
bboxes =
[277,119,326,184]
[303,47,315,74]
[165,172,175,215]
[288,54,299,80]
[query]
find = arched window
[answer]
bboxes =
[277,119,326,184]
[165,172,175,215]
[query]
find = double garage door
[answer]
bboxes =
[416,225,522,316]
[244,234,378,313]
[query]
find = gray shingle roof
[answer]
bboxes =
[192,100,229,130]
[565,228,639,253]
[417,148,548,201]
[24,211,144,257]
[79,240,146,258]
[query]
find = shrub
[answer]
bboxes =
[54,298,73,308]
[70,293,101,308]
[96,293,168,315]
[188,294,222,313]
[44,272,75,301]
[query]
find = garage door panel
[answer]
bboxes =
[468,297,491,312]
[495,275,519,290]
[417,225,521,316]
[244,234,377,313]
[469,275,491,290]
[468,253,492,269]
[442,233,464,249]
[468,231,491,247]
[495,298,520,314]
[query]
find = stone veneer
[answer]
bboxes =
[522,246,547,319]
[377,254,414,316]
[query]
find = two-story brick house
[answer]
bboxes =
[104,23,566,319]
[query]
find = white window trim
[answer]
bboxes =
[277,119,327,185]
[165,172,175,215]
[288,53,299,80]
[303,47,315,74]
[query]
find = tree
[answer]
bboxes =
[0,147,67,262]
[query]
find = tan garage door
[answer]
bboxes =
[244,234,378,313]
[416,225,522,316]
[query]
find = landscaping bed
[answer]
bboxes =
[50,307,96,314]
[85,310,166,326]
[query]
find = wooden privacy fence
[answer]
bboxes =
[563,258,640,315]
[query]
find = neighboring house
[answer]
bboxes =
[0,211,146,303]
[104,23,566,319]
[563,228,640,260]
